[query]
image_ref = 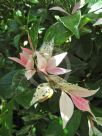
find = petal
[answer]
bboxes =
[70,94,91,112]
[47,67,70,75]
[47,52,67,68]
[36,51,47,73]
[25,70,36,80]
[59,92,74,128]
[8,57,25,67]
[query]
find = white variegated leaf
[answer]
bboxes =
[48,75,67,88]
[30,83,53,105]
[48,75,98,98]
[40,39,54,59]
[49,6,68,14]
[93,117,102,126]
[88,1,102,13]
[59,92,74,128]
[88,119,102,136]
[72,0,86,14]
[59,82,98,98]
[48,75,67,83]
[93,18,102,26]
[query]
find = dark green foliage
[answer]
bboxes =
[0,0,102,135]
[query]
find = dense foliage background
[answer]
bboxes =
[0,0,102,136]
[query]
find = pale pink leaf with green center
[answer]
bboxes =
[70,94,91,112]
[60,92,74,128]
[47,52,67,68]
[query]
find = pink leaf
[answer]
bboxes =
[70,95,91,112]
[25,55,34,70]
[8,57,25,67]
[47,67,70,75]
[20,53,28,65]
[21,47,32,55]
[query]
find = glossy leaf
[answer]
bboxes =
[59,11,81,38]
[44,22,72,45]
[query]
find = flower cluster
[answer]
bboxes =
[9,38,98,129]
[9,45,70,80]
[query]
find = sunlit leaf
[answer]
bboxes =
[59,92,74,128]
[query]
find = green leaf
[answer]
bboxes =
[0,100,14,135]
[91,106,102,117]
[95,80,102,98]
[29,0,39,4]
[44,22,72,45]
[0,70,17,99]
[16,125,31,136]
[68,54,87,72]
[13,34,21,49]
[65,110,82,136]
[12,70,30,93]
[15,89,35,108]
[79,113,89,136]
[12,70,35,108]
[59,11,81,38]
[45,118,64,136]
[28,21,39,49]
[16,10,22,17]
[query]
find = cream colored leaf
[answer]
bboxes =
[40,39,54,59]
[59,82,98,98]
[59,92,74,128]
[88,119,102,136]
[30,83,53,105]
[48,75,67,88]
[93,117,102,126]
